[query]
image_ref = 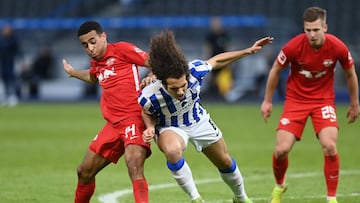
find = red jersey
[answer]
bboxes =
[276,33,354,103]
[89,42,148,124]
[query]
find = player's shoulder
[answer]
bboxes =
[281,34,307,56]
[108,41,136,49]
[141,80,163,97]
[325,34,347,47]
[113,41,135,46]
[189,59,211,71]
[189,59,206,67]
[286,34,307,46]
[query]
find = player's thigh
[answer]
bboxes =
[78,149,111,175]
[202,137,232,169]
[311,104,338,135]
[158,127,187,155]
[124,144,147,164]
[275,129,297,153]
[277,100,310,140]
[90,122,125,164]
[124,144,147,179]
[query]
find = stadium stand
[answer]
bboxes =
[0,0,359,101]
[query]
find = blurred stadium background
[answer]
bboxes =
[1,1,360,202]
[0,0,359,102]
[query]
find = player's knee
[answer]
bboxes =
[217,156,233,169]
[161,144,183,159]
[77,165,95,182]
[125,158,145,180]
[322,142,337,155]
[274,148,289,159]
[125,151,145,171]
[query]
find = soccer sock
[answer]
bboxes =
[74,180,95,203]
[219,157,248,201]
[167,157,201,200]
[132,178,149,203]
[273,153,288,186]
[324,154,339,198]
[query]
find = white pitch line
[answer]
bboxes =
[98,170,360,203]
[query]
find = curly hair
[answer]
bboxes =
[149,30,189,85]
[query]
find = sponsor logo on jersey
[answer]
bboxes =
[299,68,327,79]
[98,67,117,83]
[348,51,353,62]
[277,50,287,65]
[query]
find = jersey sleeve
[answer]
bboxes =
[114,42,148,66]
[276,42,296,68]
[189,60,212,80]
[138,80,162,114]
[276,35,304,68]
[335,39,354,69]
[89,60,97,76]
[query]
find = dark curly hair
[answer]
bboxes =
[149,30,189,86]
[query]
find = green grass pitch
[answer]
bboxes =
[0,102,359,203]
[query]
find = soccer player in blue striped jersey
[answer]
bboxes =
[138,30,272,203]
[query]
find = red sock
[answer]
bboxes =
[273,153,288,185]
[133,179,149,203]
[74,180,95,203]
[324,154,339,197]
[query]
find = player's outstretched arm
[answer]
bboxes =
[62,59,97,83]
[208,36,273,70]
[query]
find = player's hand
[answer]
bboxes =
[140,73,157,89]
[346,104,360,123]
[62,59,74,77]
[250,36,274,54]
[142,127,155,144]
[261,100,273,123]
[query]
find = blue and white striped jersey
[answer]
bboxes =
[138,59,212,127]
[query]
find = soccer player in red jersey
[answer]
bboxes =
[261,7,359,203]
[62,21,151,203]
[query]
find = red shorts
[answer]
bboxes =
[89,117,151,163]
[277,100,338,140]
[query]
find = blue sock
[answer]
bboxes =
[167,157,185,171]
[219,157,237,173]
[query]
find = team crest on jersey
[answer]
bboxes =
[280,118,290,125]
[323,59,334,67]
[106,57,116,66]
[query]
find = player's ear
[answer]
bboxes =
[323,23,328,32]
[101,32,107,41]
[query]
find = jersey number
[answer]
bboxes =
[321,106,336,121]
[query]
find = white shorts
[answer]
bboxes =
[158,116,222,152]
